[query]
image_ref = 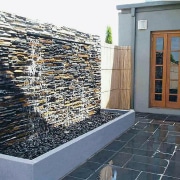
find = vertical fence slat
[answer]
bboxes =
[101,44,131,110]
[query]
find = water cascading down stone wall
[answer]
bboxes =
[0,11,101,147]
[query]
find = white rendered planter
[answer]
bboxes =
[0,109,135,180]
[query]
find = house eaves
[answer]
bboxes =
[116,1,180,10]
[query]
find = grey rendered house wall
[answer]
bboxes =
[118,4,180,115]
[118,12,132,46]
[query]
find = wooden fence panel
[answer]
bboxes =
[101,44,131,110]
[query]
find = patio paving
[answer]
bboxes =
[61,112,180,180]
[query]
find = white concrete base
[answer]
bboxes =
[0,109,135,180]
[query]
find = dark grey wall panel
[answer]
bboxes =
[0,11,101,147]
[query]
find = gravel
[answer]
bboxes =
[0,110,124,159]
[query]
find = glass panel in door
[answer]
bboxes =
[154,37,164,103]
[166,35,180,107]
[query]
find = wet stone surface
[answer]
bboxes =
[0,11,101,148]
[0,111,123,159]
[62,112,180,180]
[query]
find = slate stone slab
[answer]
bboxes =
[0,10,101,149]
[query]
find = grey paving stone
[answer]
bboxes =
[107,152,132,167]
[125,161,165,174]
[88,150,115,164]
[87,165,140,180]
[131,154,168,167]
[120,147,154,157]
[137,172,161,180]
[104,141,126,151]
[164,161,180,179]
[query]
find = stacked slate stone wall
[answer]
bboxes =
[0,11,101,147]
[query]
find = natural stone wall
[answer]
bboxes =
[0,11,101,148]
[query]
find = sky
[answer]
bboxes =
[0,0,146,45]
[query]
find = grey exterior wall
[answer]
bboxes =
[118,4,180,115]
[118,12,132,46]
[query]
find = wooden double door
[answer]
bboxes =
[150,31,180,109]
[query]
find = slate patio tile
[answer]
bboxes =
[143,123,160,132]
[166,116,180,122]
[137,172,161,180]
[164,161,180,179]
[88,149,116,164]
[158,142,176,154]
[107,152,132,167]
[153,152,172,160]
[124,139,145,148]
[135,117,152,123]
[171,150,180,162]
[146,113,168,120]
[161,175,180,180]
[151,120,165,125]
[125,128,140,134]
[172,124,180,132]
[65,162,102,179]
[168,131,180,136]
[116,132,136,142]
[120,147,154,157]
[163,135,180,144]
[153,152,173,160]
[135,112,150,118]
[68,168,93,179]
[163,121,176,125]
[136,131,153,138]
[149,129,168,142]
[140,140,160,152]
[177,145,180,150]
[62,176,83,180]
[159,124,176,131]
[77,161,102,171]
[104,140,126,151]
[131,154,168,167]
[125,131,152,148]
[132,122,148,130]
[87,165,140,180]
[125,161,165,174]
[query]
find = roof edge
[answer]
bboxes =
[116,1,180,10]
